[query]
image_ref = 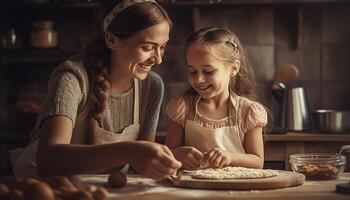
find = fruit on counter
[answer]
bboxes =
[108,171,127,188]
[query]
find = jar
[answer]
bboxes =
[1,27,22,50]
[30,21,58,48]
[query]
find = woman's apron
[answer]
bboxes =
[184,94,245,154]
[11,79,140,179]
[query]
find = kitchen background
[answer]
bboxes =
[0,0,349,174]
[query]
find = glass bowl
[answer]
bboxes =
[289,153,346,180]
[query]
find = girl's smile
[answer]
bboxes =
[186,43,231,101]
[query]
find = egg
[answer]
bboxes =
[53,176,75,188]
[64,190,93,200]
[108,171,127,188]
[0,183,9,197]
[23,182,54,200]
[7,189,23,200]
[92,187,109,200]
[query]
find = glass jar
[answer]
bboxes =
[1,27,22,50]
[30,21,58,48]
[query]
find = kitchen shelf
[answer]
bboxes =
[2,2,101,10]
[1,49,78,64]
[159,0,350,6]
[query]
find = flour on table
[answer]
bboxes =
[190,167,278,179]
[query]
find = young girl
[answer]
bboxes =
[166,27,267,170]
[11,0,181,180]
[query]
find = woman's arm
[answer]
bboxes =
[37,116,181,179]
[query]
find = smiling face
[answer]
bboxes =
[110,21,170,80]
[186,43,232,100]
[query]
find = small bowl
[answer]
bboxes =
[289,153,346,180]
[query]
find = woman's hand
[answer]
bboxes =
[172,146,204,170]
[130,141,182,180]
[205,148,232,168]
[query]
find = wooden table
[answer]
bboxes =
[264,132,350,170]
[78,173,350,200]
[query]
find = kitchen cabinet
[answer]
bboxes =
[264,132,350,170]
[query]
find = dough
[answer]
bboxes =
[190,167,278,179]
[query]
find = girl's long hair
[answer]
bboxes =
[83,0,172,143]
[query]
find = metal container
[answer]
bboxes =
[281,86,311,131]
[312,110,350,133]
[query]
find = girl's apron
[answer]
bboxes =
[184,94,245,154]
[11,79,140,179]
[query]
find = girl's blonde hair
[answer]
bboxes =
[185,27,257,101]
[83,0,172,143]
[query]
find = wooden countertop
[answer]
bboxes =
[78,173,350,200]
[1,173,349,200]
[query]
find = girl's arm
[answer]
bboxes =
[230,127,264,168]
[166,119,204,169]
[165,119,184,148]
[37,116,181,179]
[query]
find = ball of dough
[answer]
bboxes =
[108,171,127,188]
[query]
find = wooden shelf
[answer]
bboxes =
[2,2,101,10]
[265,132,350,142]
[1,49,78,64]
[159,0,350,6]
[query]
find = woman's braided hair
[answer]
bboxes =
[83,0,172,143]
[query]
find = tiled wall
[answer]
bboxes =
[156,4,350,130]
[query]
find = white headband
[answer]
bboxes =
[103,0,158,32]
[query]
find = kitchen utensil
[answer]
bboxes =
[289,153,346,180]
[281,86,311,131]
[271,64,300,127]
[171,170,305,190]
[311,110,350,133]
[275,64,300,85]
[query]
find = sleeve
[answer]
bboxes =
[138,72,164,138]
[44,62,85,126]
[166,96,187,127]
[244,102,268,132]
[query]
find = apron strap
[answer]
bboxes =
[228,93,238,126]
[187,94,201,121]
[133,79,139,124]
[187,93,237,126]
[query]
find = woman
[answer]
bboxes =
[11,0,181,180]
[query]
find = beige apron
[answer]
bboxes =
[185,94,245,154]
[11,79,140,179]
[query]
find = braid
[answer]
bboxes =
[83,35,111,144]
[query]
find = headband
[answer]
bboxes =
[103,0,158,32]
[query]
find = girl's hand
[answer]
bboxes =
[205,148,232,168]
[131,141,182,180]
[172,146,204,170]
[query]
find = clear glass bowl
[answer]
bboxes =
[289,153,346,180]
